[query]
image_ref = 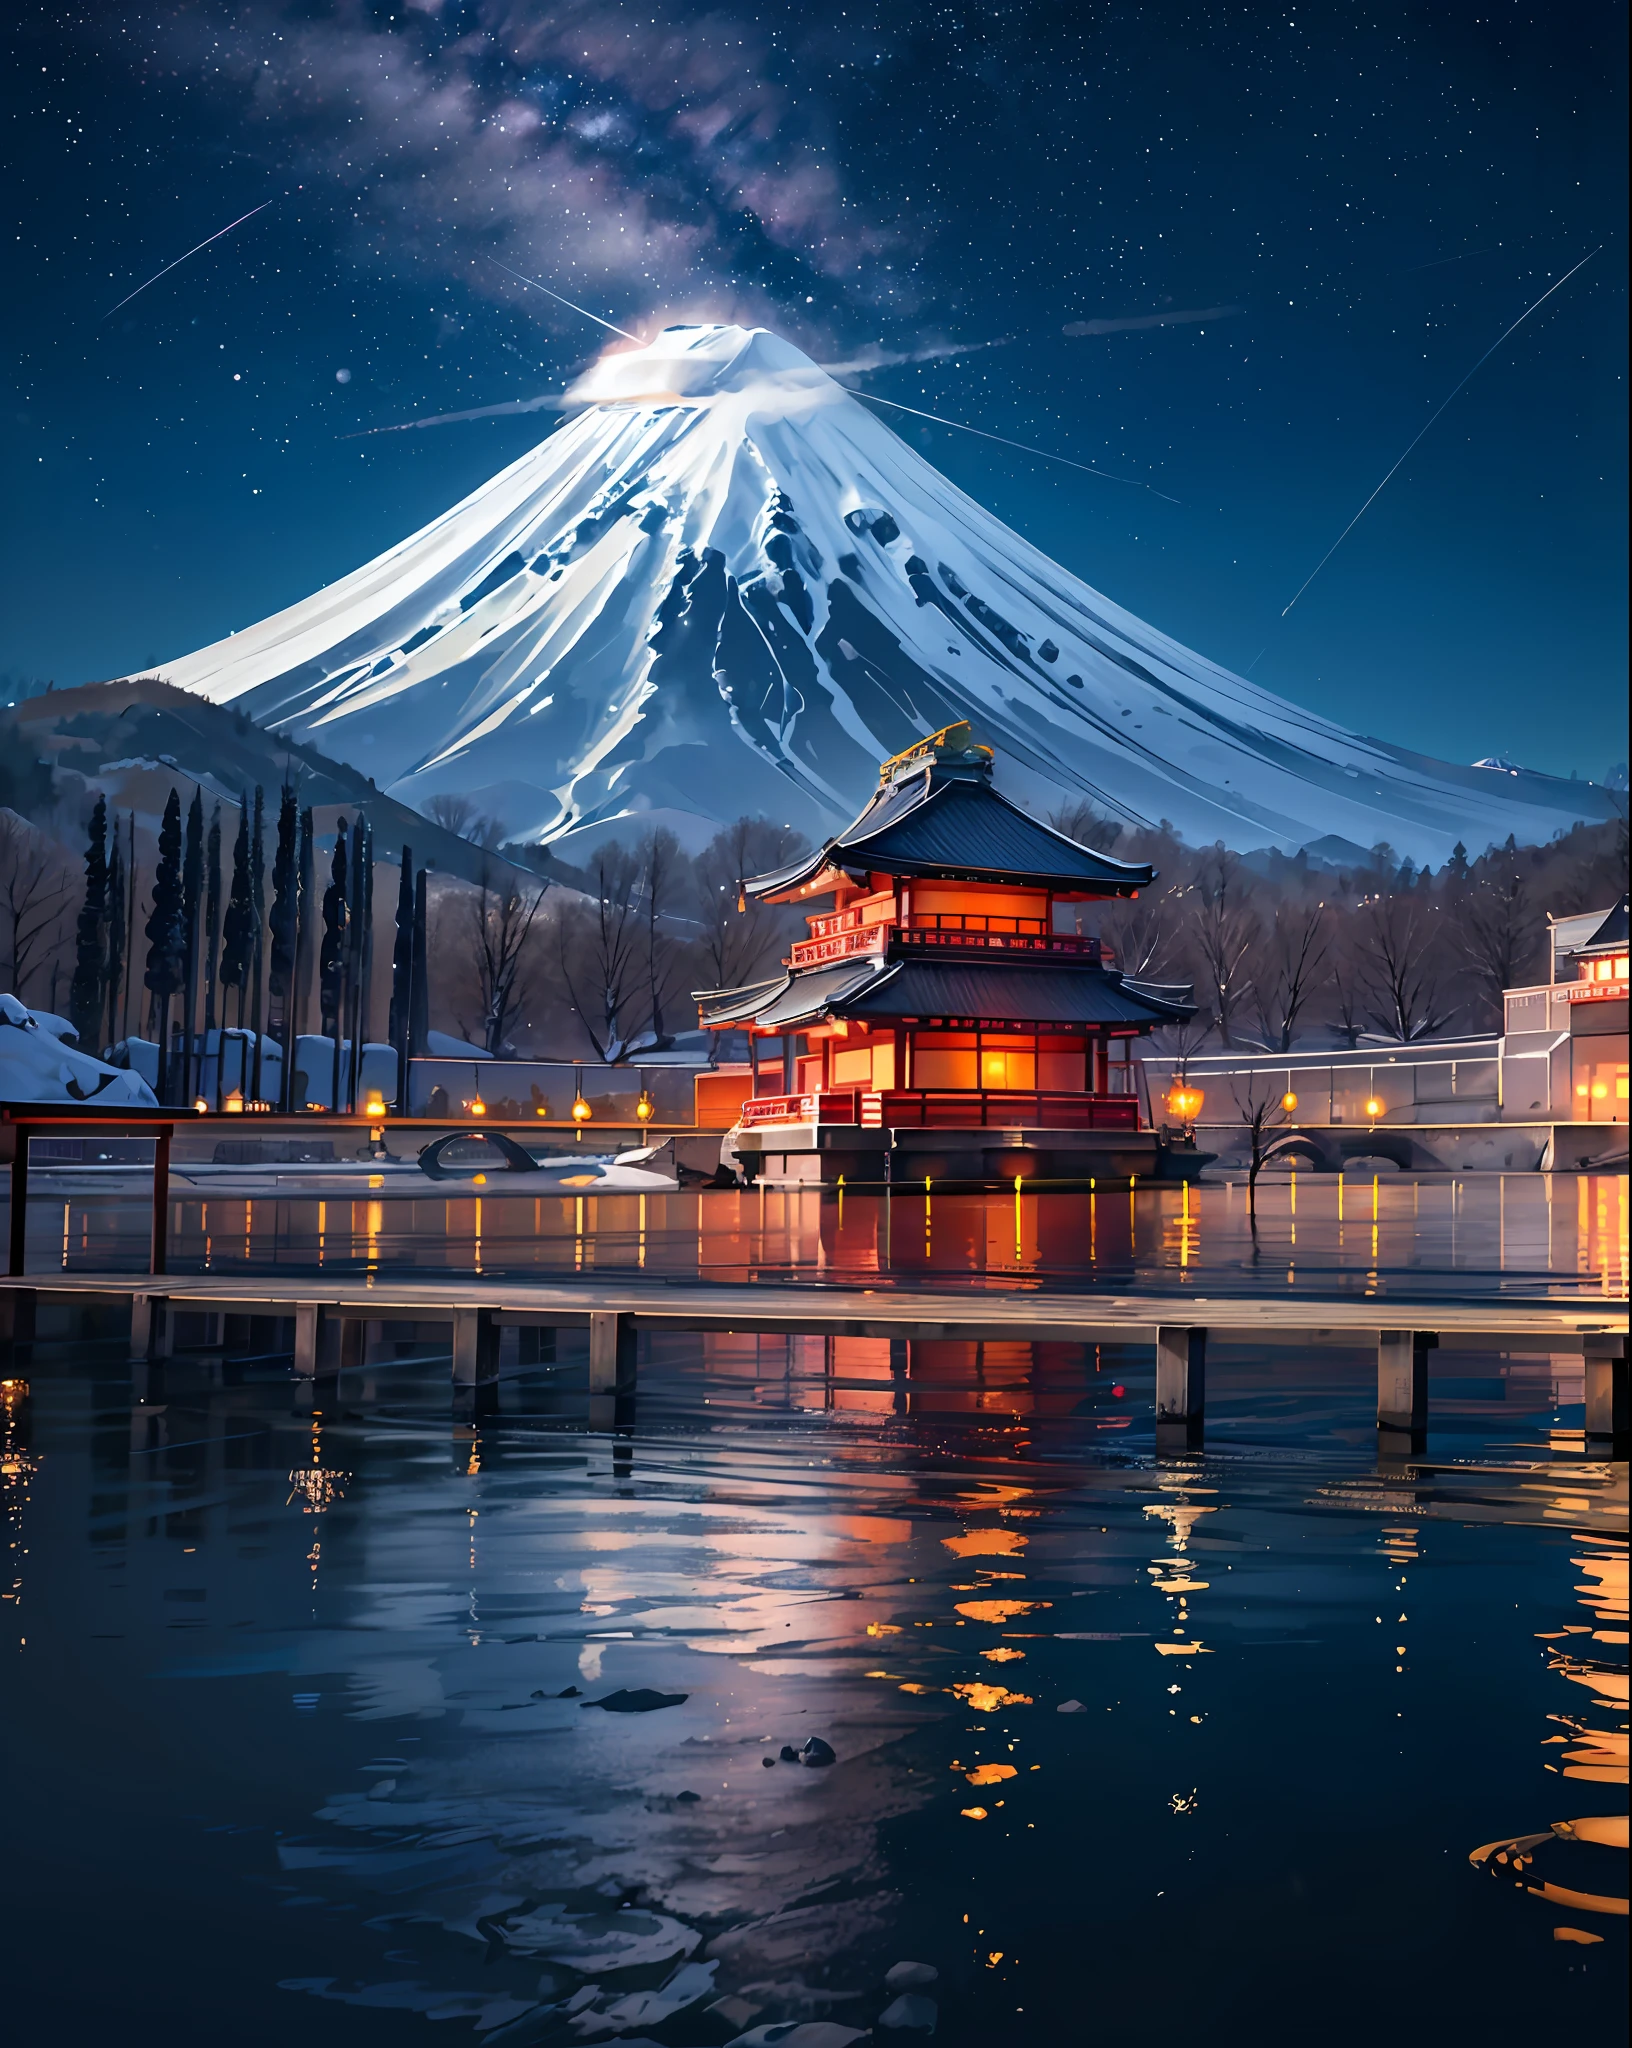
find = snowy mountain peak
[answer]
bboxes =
[567,323,829,405]
[126,326,1616,862]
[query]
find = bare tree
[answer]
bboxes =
[1254,900,1330,1052]
[462,862,549,1055]
[637,827,687,1045]
[1188,847,1259,1046]
[692,817,806,991]
[1230,1070,1295,1223]
[556,841,646,1060]
[1098,887,1177,981]
[427,793,507,850]
[1461,866,1535,1027]
[1356,892,1457,1041]
[1049,796,1125,854]
[1328,955,1366,1049]
[0,810,73,1005]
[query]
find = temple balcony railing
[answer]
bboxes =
[862,1089,1138,1130]
[739,1089,862,1128]
[786,923,1105,970]
[738,1088,1140,1131]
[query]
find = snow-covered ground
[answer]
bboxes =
[0,995,158,1106]
[136,324,1617,864]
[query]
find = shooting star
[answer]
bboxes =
[1281,247,1600,616]
[850,388,1180,502]
[100,201,273,321]
[342,392,572,439]
[485,258,641,341]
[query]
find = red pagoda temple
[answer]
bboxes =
[696,724,1197,1184]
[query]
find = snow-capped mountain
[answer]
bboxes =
[136,324,1617,863]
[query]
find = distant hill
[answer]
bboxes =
[1,675,572,889]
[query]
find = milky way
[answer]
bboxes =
[3,1,1626,782]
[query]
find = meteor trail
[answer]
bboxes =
[342,392,570,438]
[485,259,641,341]
[850,388,1180,503]
[99,201,273,321]
[1281,247,1600,616]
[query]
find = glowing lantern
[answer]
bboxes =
[364,1094,386,1119]
[1364,1096,1384,1120]
[469,1097,487,1117]
[635,1087,655,1123]
[571,1092,593,1123]
[1281,1091,1298,1114]
[1166,1083,1204,1123]
[224,1088,244,1114]
[193,1096,209,1114]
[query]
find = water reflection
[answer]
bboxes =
[1,1327,1625,2043]
[22,1171,1632,1298]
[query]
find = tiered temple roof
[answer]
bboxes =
[696,727,1193,1035]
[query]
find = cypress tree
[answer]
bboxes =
[203,804,222,1035]
[69,795,109,1049]
[220,797,253,1028]
[120,812,138,1043]
[179,790,204,1104]
[391,846,415,1114]
[143,791,186,1102]
[409,866,430,1092]
[249,786,268,1100]
[344,817,372,1113]
[104,825,125,1056]
[321,822,349,1112]
[268,783,299,1060]
[288,806,315,1108]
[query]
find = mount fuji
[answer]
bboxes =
[134,323,1615,864]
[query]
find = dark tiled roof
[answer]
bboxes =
[1572,894,1629,955]
[750,763,1154,897]
[696,959,889,1030]
[835,958,1193,1027]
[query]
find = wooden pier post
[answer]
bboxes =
[452,1306,499,1400]
[1378,1330,1436,1443]
[588,1310,635,1395]
[0,1283,34,1363]
[1155,1325,1206,1445]
[130,1292,172,1361]
[1584,1334,1628,1441]
[4,1119,30,1278]
[149,1127,172,1276]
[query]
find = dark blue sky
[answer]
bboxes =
[4,1,1626,781]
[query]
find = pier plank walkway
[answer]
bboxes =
[3,1271,1625,1439]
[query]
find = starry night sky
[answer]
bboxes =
[4,1,1626,782]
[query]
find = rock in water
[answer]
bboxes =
[1057,1698,1087,1713]
[583,1687,688,1713]
[879,1993,939,2033]
[779,1745,800,1763]
[884,1962,939,1992]
[799,1736,837,1767]
[723,2026,867,2048]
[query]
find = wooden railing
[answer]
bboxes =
[738,1089,1139,1132]
[788,923,1104,969]
[862,1090,1139,1131]
[893,927,1101,959]
[739,1090,861,1128]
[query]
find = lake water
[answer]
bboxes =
[18,1169,1632,1299]
[1,1310,1625,2045]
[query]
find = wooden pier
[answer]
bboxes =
[1,1269,1624,1444]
